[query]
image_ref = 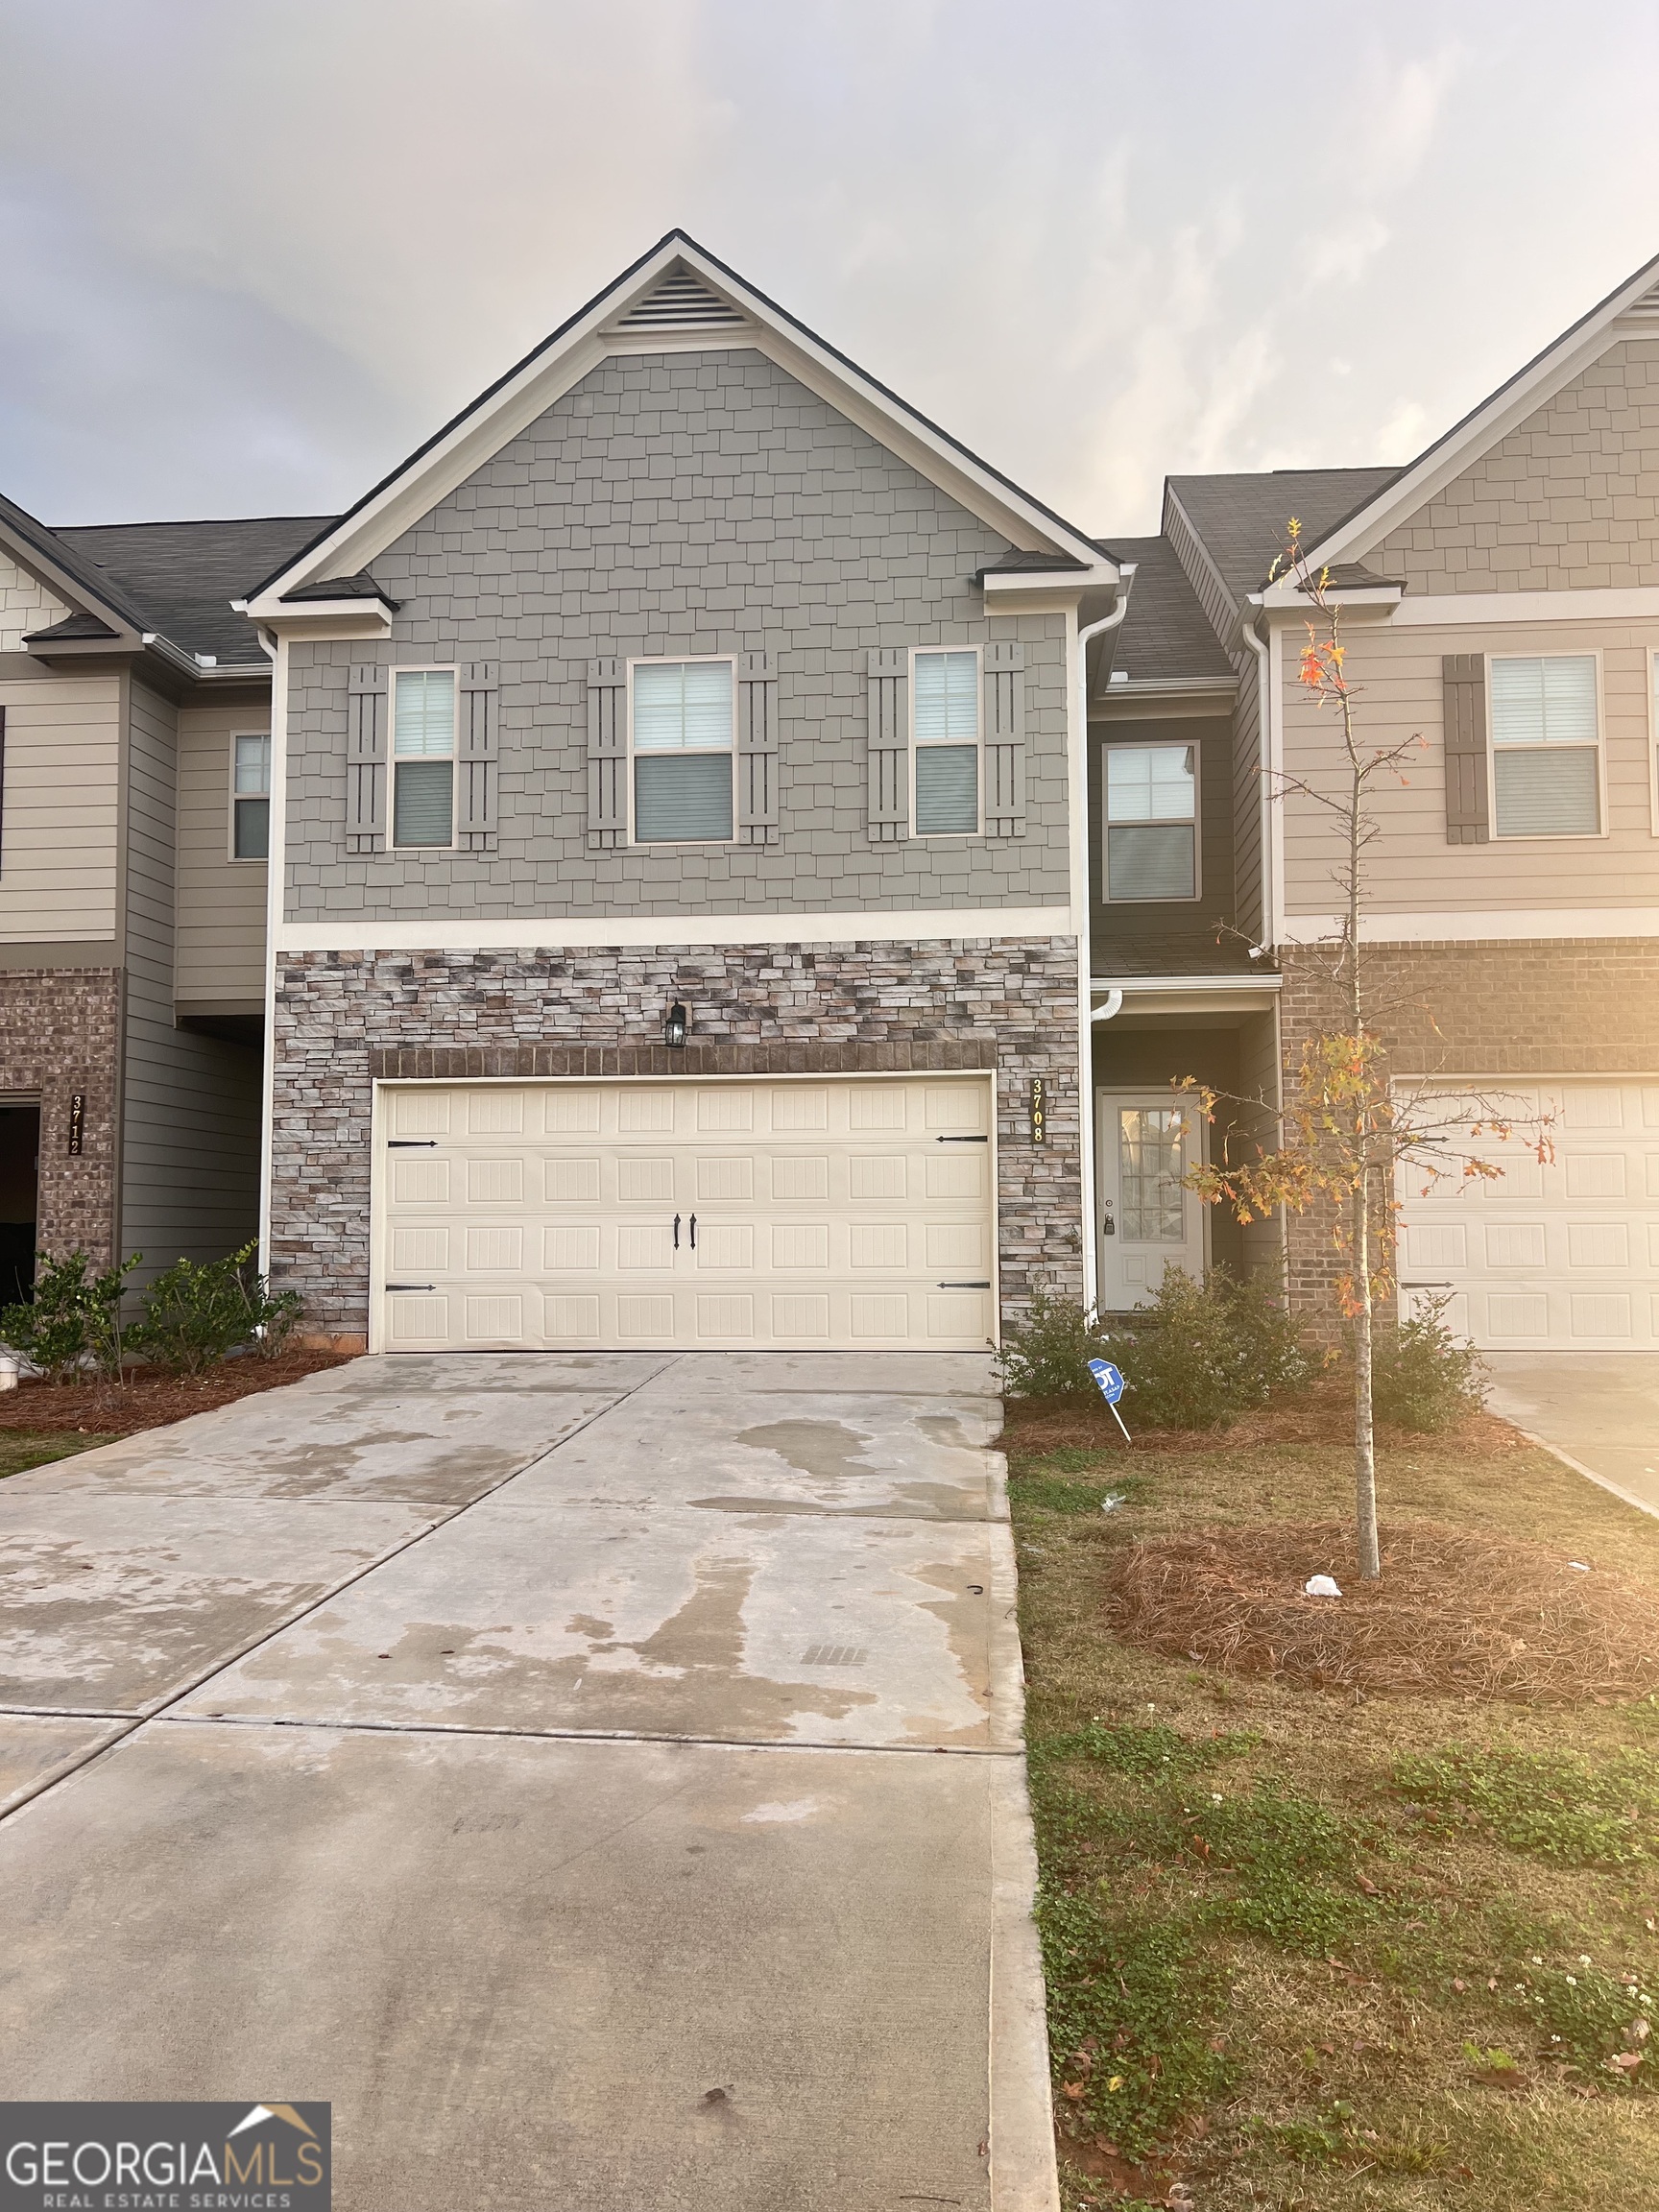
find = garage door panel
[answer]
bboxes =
[378,1077,996,1353]
[1398,1079,1658,1350]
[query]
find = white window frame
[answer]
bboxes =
[391,663,459,854]
[909,645,982,839]
[626,654,736,847]
[1100,735,1202,902]
[1485,649,1607,842]
[227,730,272,863]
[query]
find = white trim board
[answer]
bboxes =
[1279,908,1659,945]
[1390,587,1659,628]
[276,905,1076,954]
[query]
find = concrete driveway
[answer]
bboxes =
[0,1352,1055,2212]
[1484,1352,1659,1518]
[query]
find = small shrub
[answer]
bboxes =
[1371,1295,1486,1431]
[0,1249,141,1382]
[1114,1267,1314,1431]
[994,1286,1111,1399]
[132,1241,301,1377]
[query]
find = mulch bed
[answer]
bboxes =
[1000,1382,1527,1460]
[0,1351,356,1438]
[1104,1518,1659,1701]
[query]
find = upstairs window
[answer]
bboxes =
[1490,654,1600,837]
[393,669,456,848]
[1104,742,1196,899]
[633,660,733,842]
[231,733,271,859]
[912,649,980,834]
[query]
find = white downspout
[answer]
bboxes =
[1074,573,1134,1315]
[254,624,286,1280]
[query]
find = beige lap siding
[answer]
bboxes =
[1276,938,1659,1321]
[269,937,1083,1341]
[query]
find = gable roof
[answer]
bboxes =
[55,517,334,664]
[0,488,152,645]
[245,230,1114,612]
[1093,534,1242,684]
[1295,247,1659,573]
[1166,469,1399,612]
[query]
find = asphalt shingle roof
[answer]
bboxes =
[1165,468,1400,611]
[52,516,336,665]
[1091,534,1237,683]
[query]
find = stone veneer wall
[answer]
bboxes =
[1276,938,1659,1319]
[271,936,1083,1340]
[0,969,123,1263]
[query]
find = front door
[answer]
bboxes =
[1096,1092,1206,1310]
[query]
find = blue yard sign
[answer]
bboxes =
[1087,1358,1132,1442]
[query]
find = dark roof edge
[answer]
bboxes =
[0,491,148,635]
[248,228,1105,601]
[1303,244,1659,559]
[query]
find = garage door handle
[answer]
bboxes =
[386,1283,435,1292]
[388,1140,438,1149]
[938,1280,991,1288]
[689,1213,697,1249]
[935,1135,989,1143]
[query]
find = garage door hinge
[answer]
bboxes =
[386,1283,436,1292]
[388,1139,439,1148]
[935,1135,989,1143]
[938,1280,991,1288]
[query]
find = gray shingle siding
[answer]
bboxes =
[283,349,1071,922]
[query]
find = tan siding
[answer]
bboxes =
[118,684,260,1278]
[176,694,268,1006]
[0,553,68,653]
[1279,616,1659,919]
[1374,336,1659,593]
[0,672,120,942]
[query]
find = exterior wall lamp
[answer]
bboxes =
[663,1001,689,1048]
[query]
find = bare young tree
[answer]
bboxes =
[1183,523,1551,1580]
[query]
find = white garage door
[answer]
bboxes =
[374,1076,997,1352]
[1397,1080,1659,1350]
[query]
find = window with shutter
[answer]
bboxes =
[632,660,734,842]
[912,649,979,835]
[1489,654,1600,837]
[1104,742,1197,900]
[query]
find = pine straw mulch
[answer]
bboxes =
[0,1350,357,1439]
[1104,1517,1659,1701]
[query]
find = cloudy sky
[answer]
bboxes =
[3,1,1657,537]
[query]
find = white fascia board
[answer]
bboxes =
[1389,586,1659,627]
[1093,972,1282,993]
[979,566,1117,598]
[254,236,1110,601]
[276,904,1076,955]
[1280,907,1659,945]
[1301,254,1659,574]
[240,600,396,637]
[1260,583,1403,612]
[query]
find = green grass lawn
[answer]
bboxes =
[0,1431,109,1479]
[1007,1411,1659,2210]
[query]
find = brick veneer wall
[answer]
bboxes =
[1276,937,1659,1318]
[271,936,1083,1338]
[0,969,123,1263]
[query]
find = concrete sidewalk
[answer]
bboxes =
[1484,1351,1659,1519]
[0,1351,1057,2211]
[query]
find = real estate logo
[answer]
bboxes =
[0,2102,330,2211]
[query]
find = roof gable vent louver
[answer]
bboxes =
[614,267,748,331]
[1623,278,1659,323]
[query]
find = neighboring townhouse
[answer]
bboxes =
[0,499,325,1295]
[1107,252,1659,1349]
[239,234,1120,1355]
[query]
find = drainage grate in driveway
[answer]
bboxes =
[800,1644,869,1667]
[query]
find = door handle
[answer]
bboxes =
[689,1214,697,1250]
[673,1214,681,1250]
[1102,1204,1117,1238]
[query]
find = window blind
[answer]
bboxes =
[1490,655,1599,835]
[1105,743,1196,899]
[394,670,457,757]
[633,661,734,841]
